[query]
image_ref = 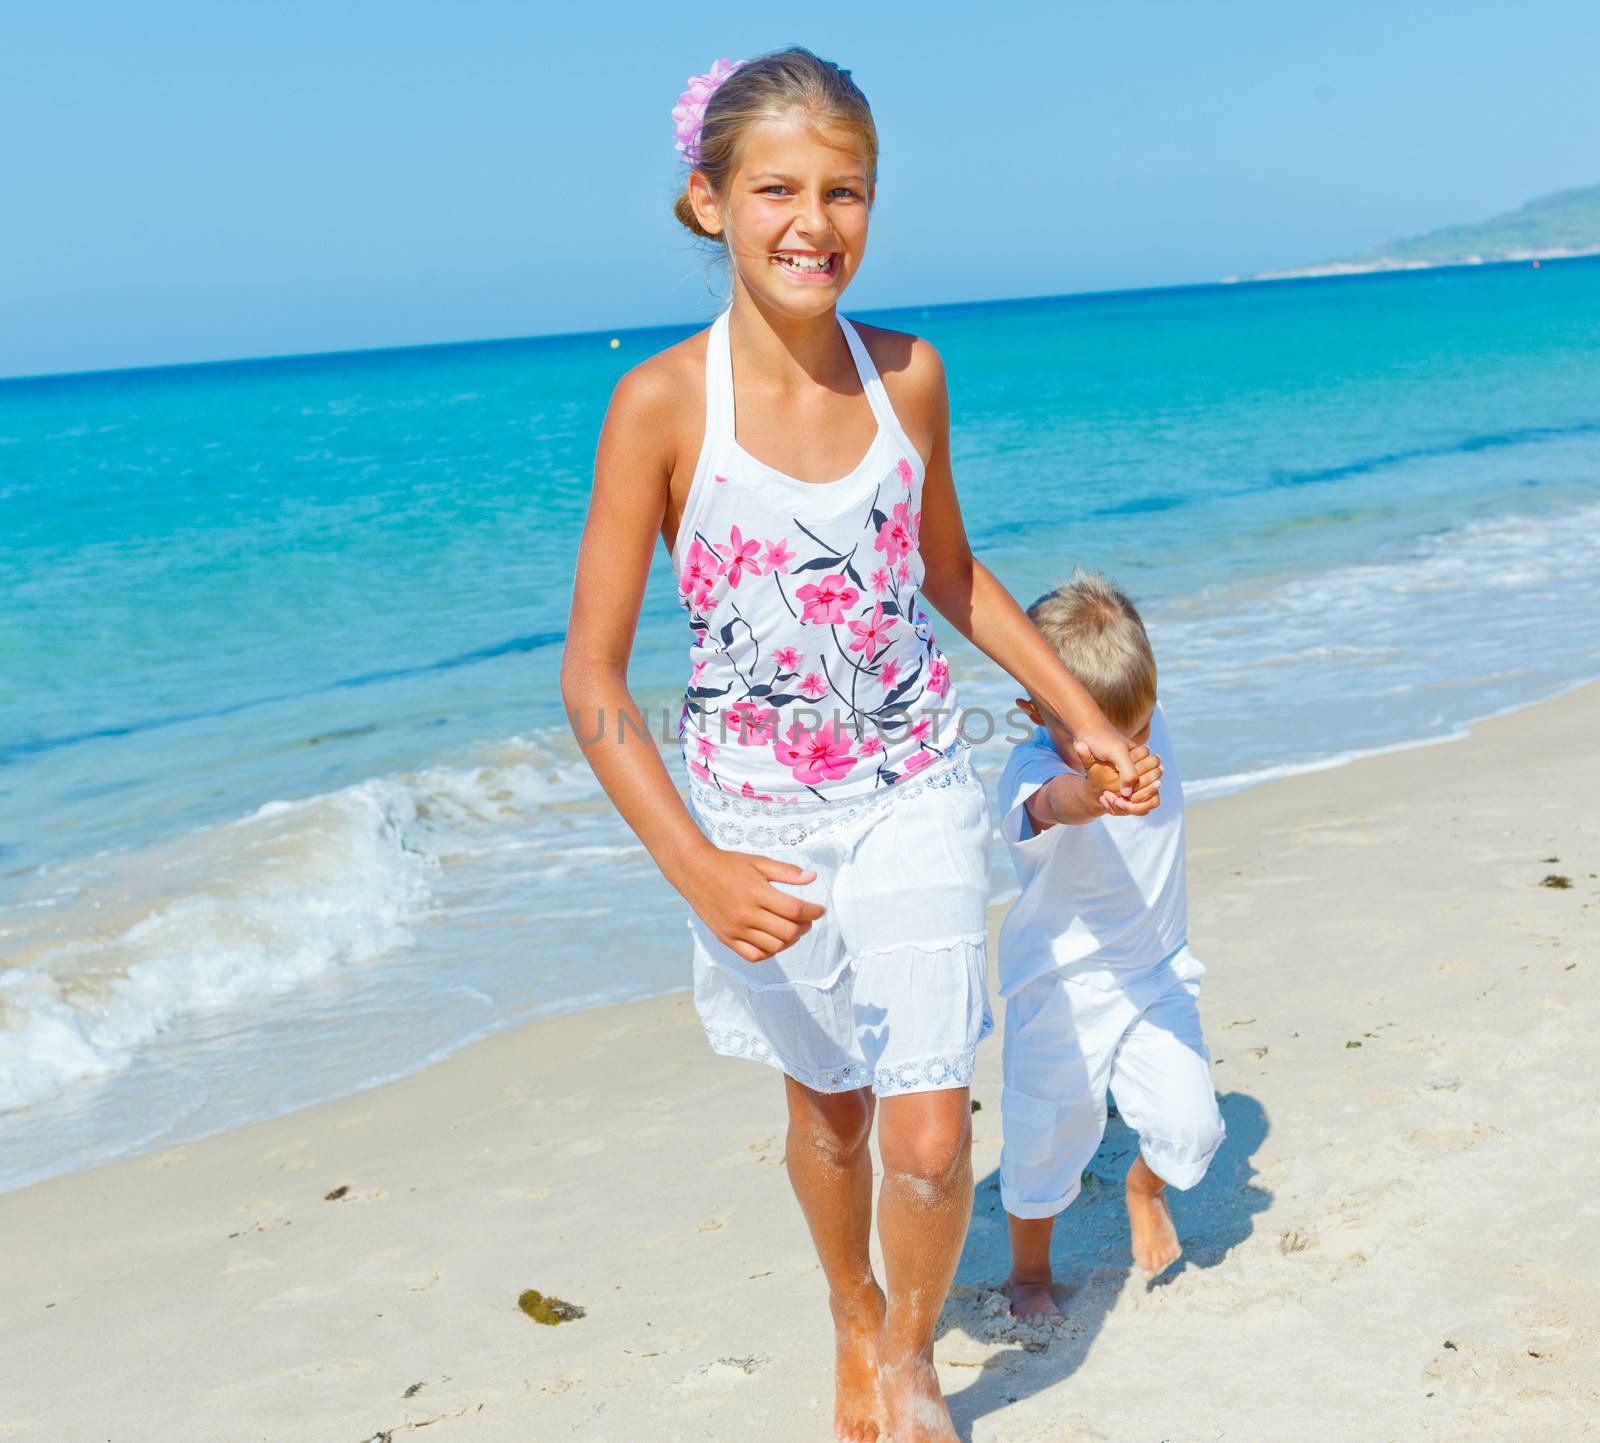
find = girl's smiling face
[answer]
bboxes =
[689,109,873,318]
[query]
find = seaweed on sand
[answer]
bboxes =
[519,1289,586,1325]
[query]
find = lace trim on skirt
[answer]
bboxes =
[702,1026,985,1097]
[688,740,977,851]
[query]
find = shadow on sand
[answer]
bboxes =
[937,1089,1273,1439]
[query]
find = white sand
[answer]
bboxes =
[3,685,1597,1442]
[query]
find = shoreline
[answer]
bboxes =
[2,678,1597,1439]
[7,671,1597,1197]
[9,669,1599,1196]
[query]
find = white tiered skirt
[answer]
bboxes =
[685,744,993,1096]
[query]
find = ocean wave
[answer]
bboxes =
[0,740,593,1114]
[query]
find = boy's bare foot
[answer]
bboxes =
[1126,1155,1182,1281]
[1004,1272,1064,1322]
[1004,1211,1062,1321]
[879,1350,959,1443]
[831,1288,888,1442]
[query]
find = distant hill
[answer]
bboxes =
[1245,183,1600,281]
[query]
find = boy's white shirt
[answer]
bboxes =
[996,701,1189,999]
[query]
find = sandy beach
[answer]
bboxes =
[3,683,1597,1443]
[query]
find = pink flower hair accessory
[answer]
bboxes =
[672,58,745,164]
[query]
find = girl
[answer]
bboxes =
[562,47,1153,1443]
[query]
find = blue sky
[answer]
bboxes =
[3,0,1594,377]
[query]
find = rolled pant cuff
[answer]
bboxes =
[1139,1129,1224,1192]
[1000,1177,1082,1220]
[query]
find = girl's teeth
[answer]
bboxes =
[776,254,832,272]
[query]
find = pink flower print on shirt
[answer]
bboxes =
[690,660,708,686]
[689,759,712,783]
[869,566,891,595]
[900,748,936,775]
[908,717,934,745]
[879,657,901,692]
[693,733,720,762]
[896,456,915,490]
[870,495,921,566]
[847,601,894,662]
[772,718,859,786]
[680,538,722,607]
[739,780,774,800]
[859,734,884,757]
[798,672,829,700]
[728,699,777,747]
[762,537,796,575]
[772,645,802,673]
[715,525,762,588]
[874,501,917,565]
[927,656,949,698]
[795,573,860,625]
[896,559,911,585]
[713,473,729,484]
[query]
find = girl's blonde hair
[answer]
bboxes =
[1027,571,1159,734]
[673,47,878,240]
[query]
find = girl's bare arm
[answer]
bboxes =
[906,344,1148,792]
[560,358,824,962]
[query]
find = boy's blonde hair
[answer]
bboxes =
[1027,571,1157,734]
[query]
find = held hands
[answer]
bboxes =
[680,846,826,963]
[1075,741,1163,817]
[1072,718,1153,799]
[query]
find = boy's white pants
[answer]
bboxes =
[1000,948,1225,1219]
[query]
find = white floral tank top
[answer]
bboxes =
[669,309,962,803]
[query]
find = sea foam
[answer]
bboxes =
[0,743,594,1114]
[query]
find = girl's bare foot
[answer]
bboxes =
[1126,1155,1182,1281]
[879,1350,959,1443]
[831,1288,888,1442]
[1004,1272,1064,1322]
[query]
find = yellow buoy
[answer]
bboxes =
[609,337,620,349]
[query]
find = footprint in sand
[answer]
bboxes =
[221,1252,277,1276]
[259,1140,312,1163]
[205,1357,373,1403]
[537,1372,584,1398]
[1403,1121,1501,1153]
[1002,1416,1109,1443]
[253,1284,330,1312]
[747,1136,782,1166]
[287,1357,375,1383]
[668,1355,769,1392]
[322,1186,387,1204]
[696,1206,736,1234]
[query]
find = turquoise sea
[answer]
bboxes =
[3,259,1598,1190]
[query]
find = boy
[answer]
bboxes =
[998,572,1224,1316]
